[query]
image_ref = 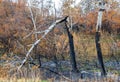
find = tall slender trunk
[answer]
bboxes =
[95,1,106,76]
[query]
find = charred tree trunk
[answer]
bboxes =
[95,1,106,76]
[38,54,41,67]
[95,31,106,76]
[64,21,78,73]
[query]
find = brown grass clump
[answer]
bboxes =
[0,66,9,78]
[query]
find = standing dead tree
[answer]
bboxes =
[95,1,107,76]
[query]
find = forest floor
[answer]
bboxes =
[0,56,120,82]
[0,34,120,81]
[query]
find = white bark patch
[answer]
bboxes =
[96,11,103,31]
[96,1,106,32]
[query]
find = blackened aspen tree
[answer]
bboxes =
[95,1,107,76]
[64,17,78,73]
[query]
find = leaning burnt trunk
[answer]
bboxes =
[95,1,106,76]
[64,21,78,72]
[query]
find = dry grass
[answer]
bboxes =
[0,66,9,79]
[73,33,117,57]
[0,64,120,82]
[0,78,43,82]
[0,77,119,82]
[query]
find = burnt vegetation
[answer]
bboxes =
[0,0,120,81]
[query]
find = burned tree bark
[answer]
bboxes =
[64,20,78,73]
[95,1,106,76]
[95,31,106,76]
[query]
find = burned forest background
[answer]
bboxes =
[0,0,120,81]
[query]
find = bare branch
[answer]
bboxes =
[34,30,46,34]
[28,1,38,40]
[23,31,34,39]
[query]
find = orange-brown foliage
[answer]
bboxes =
[0,0,120,58]
[76,10,120,34]
[0,1,32,54]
